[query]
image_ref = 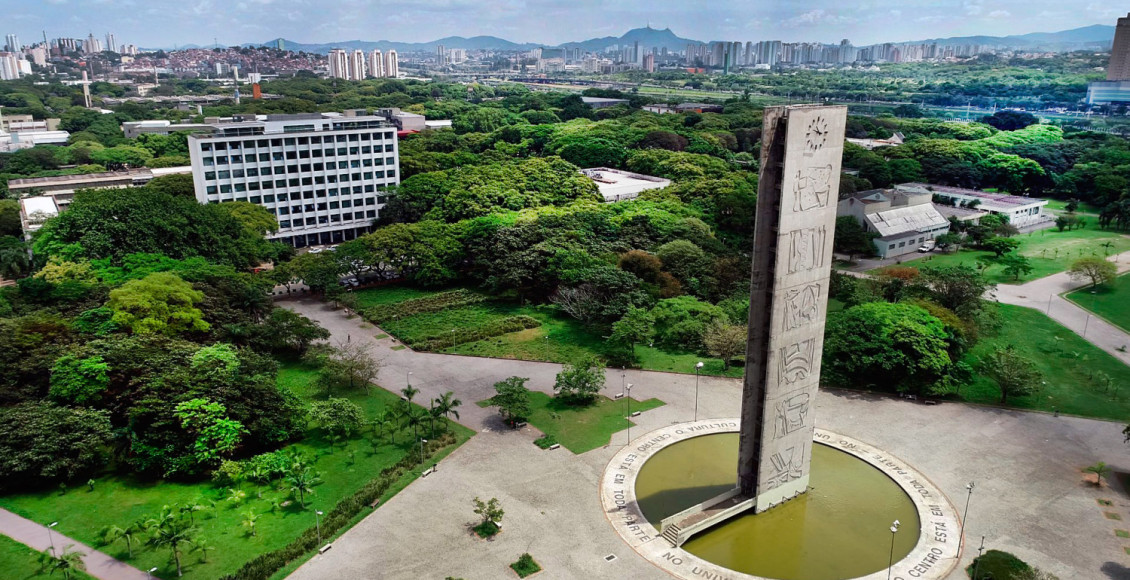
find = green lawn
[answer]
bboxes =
[0,364,473,580]
[478,392,664,454]
[961,304,1130,420]
[1065,273,1130,333]
[876,228,1130,284]
[0,534,95,580]
[1043,198,1102,216]
[352,285,437,309]
[355,285,744,377]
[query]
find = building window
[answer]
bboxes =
[341,200,352,208]
[898,242,905,248]
[206,185,217,194]
[331,214,341,222]
[216,156,228,164]
[263,194,275,202]
[205,171,216,180]
[286,151,297,160]
[233,169,244,178]
[284,138,296,146]
[342,212,352,220]
[234,183,246,192]
[276,180,287,188]
[230,155,242,163]
[214,142,227,150]
[220,184,232,193]
[201,143,213,151]
[203,157,214,166]
[366,210,376,218]
[305,217,316,225]
[217,170,231,179]
[279,220,291,228]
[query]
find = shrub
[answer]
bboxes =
[472,520,499,538]
[510,553,541,577]
[966,549,1031,580]
[533,435,557,449]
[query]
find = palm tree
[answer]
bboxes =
[286,467,322,508]
[433,391,462,432]
[248,465,271,499]
[373,410,394,443]
[190,536,215,563]
[37,546,86,580]
[405,406,426,443]
[180,500,207,526]
[1085,462,1112,487]
[100,523,140,559]
[145,508,197,577]
[242,509,260,537]
[226,488,247,506]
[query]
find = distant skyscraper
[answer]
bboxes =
[384,49,398,78]
[328,48,348,79]
[643,53,655,73]
[277,38,285,51]
[4,34,18,53]
[105,32,117,54]
[368,50,384,78]
[1109,13,1130,81]
[85,33,102,54]
[349,49,366,80]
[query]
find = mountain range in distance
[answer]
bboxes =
[162,24,1115,54]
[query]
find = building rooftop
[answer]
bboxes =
[580,168,671,202]
[866,203,949,239]
[8,169,147,188]
[896,183,1044,208]
[581,97,629,104]
[932,203,987,221]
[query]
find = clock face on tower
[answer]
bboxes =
[805,116,829,152]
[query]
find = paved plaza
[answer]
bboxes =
[287,299,1130,580]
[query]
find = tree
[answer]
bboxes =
[314,341,381,393]
[173,398,247,469]
[241,508,260,537]
[489,376,532,425]
[702,320,747,370]
[143,174,195,197]
[553,356,604,404]
[285,466,321,508]
[893,104,925,118]
[649,296,728,350]
[0,236,31,280]
[823,302,959,395]
[0,403,112,488]
[107,272,209,335]
[309,398,365,439]
[288,251,343,294]
[190,536,216,563]
[0,199,22,237]
[216,202,278,236]
[145,507,198,577]
[915,265,991,316]
[978,346,1041,404]
[998,253,1034,281]
[1085,461,1111,487]
[609,307,655,360]
[933,232,964,252]
[37,546,86,580]
[432,391,462,431]
[981,236,1020,257]
[979,110,1038,131]
[833,216,876,259]
[472,496,504,526]
[1067,257,1117,288]
[48,355,110,405]
[656,240,711,287]
[100,522,141,559]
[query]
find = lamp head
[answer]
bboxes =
[966,481,975,491]
[695,361,704,369]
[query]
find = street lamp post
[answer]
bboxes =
[419,438,427,462]
[971,536,986,579]
[47,521,58,556]
[407,370,412,386]
[147,567,158,580]
[315,510,323,543]
[694,362,704,422]
[544,336,550,361]
[625,383,634,445]
[960,481,975,551]
[887,520,901,580]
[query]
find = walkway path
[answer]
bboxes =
[0,507,149,580]
[995,249,1130,365]
[284,299,1128,580]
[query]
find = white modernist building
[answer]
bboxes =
[384,49,398,78]
[367,50,384,78]
[580,167,671,202]
[894,183,1049,227]
[837,188,950,258]
[349,50,366,80]
[328,49,349,79]
[187,112,400,248]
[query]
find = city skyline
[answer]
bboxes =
[4,0,1123,50]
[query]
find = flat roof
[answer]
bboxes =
[21,196,58,216]
[933,204,987,221]
[9,169,149,188]
[866,203,948,238]
[896,183,1046,208]
[580,167,670,201]
[581,97,629,104]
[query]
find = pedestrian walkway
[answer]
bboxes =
[0,508,149,580]
[995,250,1130,366]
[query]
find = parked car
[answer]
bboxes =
[917,240,936,253]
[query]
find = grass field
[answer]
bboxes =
[0,364,473,580]
[1065,273,1130,333]
[875,228,1130,285]
[960,304,1130,420]
[0,534,95,580]
[1043,199,1103,217]
[353,286,744,377]
[478,392,664,453]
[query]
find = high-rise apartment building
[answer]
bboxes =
[187,113,401,248]
[328,48,349,79]
[1109,13,1130,81]
[384,50,398,78]
[4,34,18,53]
[368,50,384,78]
[85,33,102,54]
[0,53,20,81]
[105,33,118,54]
[349,49,366,80]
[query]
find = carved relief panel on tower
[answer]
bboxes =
[778,338,816,386]
[786,226,827,274]
[782,283,821,331]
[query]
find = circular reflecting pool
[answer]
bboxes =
[635,433,920,580]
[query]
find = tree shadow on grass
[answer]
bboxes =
[1101,561,1130,580]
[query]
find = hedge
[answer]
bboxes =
[219,432,458,580]
[409,315,541,351]
[361,290,487,324]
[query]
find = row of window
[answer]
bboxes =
[201,146,395,165]
[203,172,394,192]
[278,210,377,229]
[198,132,394,151]
[270,198,382,215]
[203,159,391,176]
[205,179,391,195]
[887,236,927,250]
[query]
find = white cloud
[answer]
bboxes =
[988,9,1010,18]
[963,0,984,16]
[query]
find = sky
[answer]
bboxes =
[4,0,1124,49]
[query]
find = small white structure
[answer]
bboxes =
[18,196,59,239]
[894,183,1048,227]
[580,168,670,202]
[581,96,629,109]
[846,132,904,150]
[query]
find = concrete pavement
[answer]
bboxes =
[0,507,149,580]
[285,298,1130,580]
